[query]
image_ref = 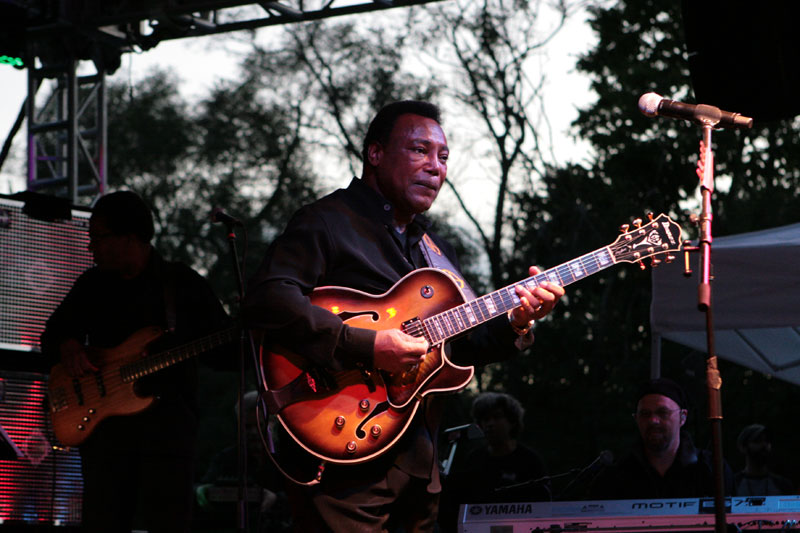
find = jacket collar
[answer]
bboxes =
[344,177,432,235]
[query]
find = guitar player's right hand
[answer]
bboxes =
[373,329,428,375]
[59,338,98,377]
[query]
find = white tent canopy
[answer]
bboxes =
[650,221,800,385]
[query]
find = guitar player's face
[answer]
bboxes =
[88,216,134,273]
[370,113,448,224]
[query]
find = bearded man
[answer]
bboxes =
[588,377,733,499]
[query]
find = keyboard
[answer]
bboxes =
[458,495,800,531]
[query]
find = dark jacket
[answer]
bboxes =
[242,177,525,489]
[588,431,734,500]
[41,250,232,450]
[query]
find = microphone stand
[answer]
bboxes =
[220,219,251,533]
[690,123,727,533]
[494,470,574,497]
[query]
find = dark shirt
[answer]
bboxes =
[456,444,549,502]
[41,250,231,449]
[200,445,274,488]
[589,432,734,500]
[242,178,524,485]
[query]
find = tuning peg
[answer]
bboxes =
[637,260,646,271]
[665,255,675,263]
[619,223,630,233]
[650,257,661,267]
[647,213,655,222]
[632,218,643,229]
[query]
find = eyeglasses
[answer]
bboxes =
[632,408,681,420]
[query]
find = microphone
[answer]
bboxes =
[210,207,243,227]
[554,450,614,500]
[638,92,753,129]
[581,449,614,474]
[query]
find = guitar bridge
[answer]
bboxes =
[356,364,376,393]
[50,387,69,412]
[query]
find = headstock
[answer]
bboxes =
[609,213,682,268]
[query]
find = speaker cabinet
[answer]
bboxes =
[0,370,82,526]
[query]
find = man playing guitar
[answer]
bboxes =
[242,100,564,532]
[41,190,233,533]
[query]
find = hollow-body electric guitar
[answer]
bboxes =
[49,325,237,447]
[260,214,682,465]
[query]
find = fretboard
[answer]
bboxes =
[120,326,238,382]
[421,246,617,345]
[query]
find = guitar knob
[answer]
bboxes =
[359,399,370,412]
[77,424,85,431]
[334,416,346,429]
[345,441,357,454]
[88,408,96,414]
[370,425,382,438]
[420,285,434,299]
[82,416,90,422]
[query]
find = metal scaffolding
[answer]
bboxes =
[8,0,443,203]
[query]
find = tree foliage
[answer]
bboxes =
[107,67,319,307]
[420,0,580,290]
[490,0,800,482]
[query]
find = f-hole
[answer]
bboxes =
[355,401,390,438]
[338,310,379,322]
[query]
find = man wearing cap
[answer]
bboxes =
[734,424,794,496]
[588,377,733,499]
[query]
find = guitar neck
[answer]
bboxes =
[120,327,237,382]
[422,246,617,345]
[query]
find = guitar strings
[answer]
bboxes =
[59,329,236,408]
[421,248,612,345]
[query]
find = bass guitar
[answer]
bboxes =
[260,214,682,464]
[49,325,237,447]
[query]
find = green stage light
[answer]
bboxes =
[0,55,25,69]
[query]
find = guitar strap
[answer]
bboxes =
[418,233,476,301]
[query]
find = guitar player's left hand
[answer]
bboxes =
[510,266,564,328]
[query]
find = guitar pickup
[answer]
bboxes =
[94,372,106,397]
[71,378,84,406]
[401,317,430,344]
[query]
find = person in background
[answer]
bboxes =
[195,390,290,531]
[589,377,733,499]
[439,391,549,531]
[734,423,794,496]
[464,392,548,501]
